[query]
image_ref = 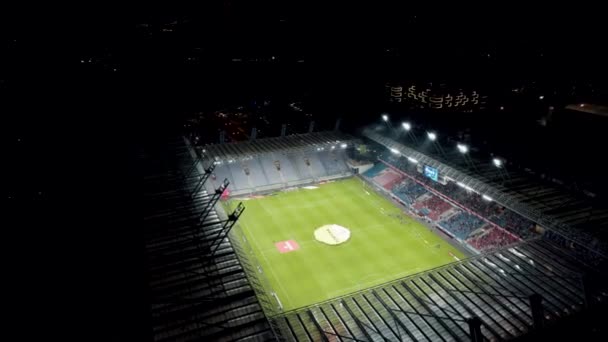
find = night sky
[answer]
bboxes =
[3,3,607,340]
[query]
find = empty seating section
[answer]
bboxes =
[439,212,486,240]
[275,239,607,341]
[247,159,270,187]
[259,155,286,184]
[228,163,249,189]
[205,150,352,194]
[273,153,300,182]
[304,154,328,178]
[212,164,235,187]
[318,151,350,175]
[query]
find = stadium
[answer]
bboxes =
[143,122,608,341]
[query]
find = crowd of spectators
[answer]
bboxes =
[378,157,539,242]
[438,212,486,240]
[363,158,536,251]
[467,227,520,250]
[362,163,386,178]
[364,145,606,259]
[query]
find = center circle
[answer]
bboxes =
[314,224,351,245]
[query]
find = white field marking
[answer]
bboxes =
[424,239,429,244]
[285,241,294,250]
[452,255,461,261]
[240,204,294,309]
[365,191,370,195]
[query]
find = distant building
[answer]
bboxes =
[386,81,488,111]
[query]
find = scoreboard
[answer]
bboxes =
[424,165,439,182]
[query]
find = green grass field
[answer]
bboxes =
[226,177,465,311]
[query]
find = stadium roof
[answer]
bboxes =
[363,128,608,259]
[142,137,277,341]
[201,131,358,162]
[274,238,608,341]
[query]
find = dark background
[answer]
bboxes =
[3,3,606,340]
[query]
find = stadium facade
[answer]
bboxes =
[142,127,608,341]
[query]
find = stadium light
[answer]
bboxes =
[427,132,437,141]
[482,194,493,201]
[390,148,400,154]
[407,157,418,164]
[457,143,468,154]
[402,122,411,131]
[493,158,502,167]
[331,145,336,150]
[457,182,472,191]
[340,143,347,148]
[382,114,389,121]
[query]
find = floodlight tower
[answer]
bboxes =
[402,121,419,144]
[381,113,396,136]
[427,131,447,158]
[456,143,480,173]
[492,157,510,183]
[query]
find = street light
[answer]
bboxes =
[457,143,468,154]
[427,132,437,141]
[493,158,502,167]
[402,122,411,131]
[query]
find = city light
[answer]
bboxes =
[402,122,411,131]
[382,114,389,121]
[390,148,400,154]
[427,132,437,141]
[457,144,468,154]
[493,158,502,167]
[407,157,418,164]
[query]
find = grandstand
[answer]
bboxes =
[201,132,356,195]
[144,128,608,341]
[364,128,608,260]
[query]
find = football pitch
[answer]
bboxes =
[226,177,465,311]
